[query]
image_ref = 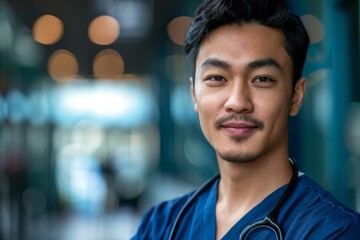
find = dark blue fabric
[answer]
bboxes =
[132,175,360,239]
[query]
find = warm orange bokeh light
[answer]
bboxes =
[93,49,125,79]
[167,16,192,46]
[88,15,120,45]
[48,49,79,82]
[33,14,64,45]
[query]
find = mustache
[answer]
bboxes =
[215,113,264,130]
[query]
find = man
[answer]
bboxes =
[133,0,360,239]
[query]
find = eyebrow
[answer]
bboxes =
[199,57,282,74]
[247,58,282,71]
[200,58,231,71]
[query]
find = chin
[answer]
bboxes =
[217,150,258,163]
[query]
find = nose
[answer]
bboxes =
[224,82,254,113]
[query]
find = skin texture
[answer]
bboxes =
[190,23,306,239]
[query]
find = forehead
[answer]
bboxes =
[196,23,292,73]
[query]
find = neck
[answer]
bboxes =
[215,155,293,239]
[217,155,292,205]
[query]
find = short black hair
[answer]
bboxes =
[185,0,309,87]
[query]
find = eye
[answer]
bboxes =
[253,76,272,83]
[205,75,226,82]
[203,75,227,86]
[252,76,275,87]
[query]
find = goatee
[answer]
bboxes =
[217,151,258,163]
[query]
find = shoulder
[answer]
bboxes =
[131,191,194,240]
[286,175,360,239]
[132,174,220,239]
[298,175,358,219]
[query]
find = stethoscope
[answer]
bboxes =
[169,158,298,240]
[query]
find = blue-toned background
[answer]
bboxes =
[0,0,359,239]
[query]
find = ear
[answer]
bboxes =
[190,77,198,112]
[290,77,306,116]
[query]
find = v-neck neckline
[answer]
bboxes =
[201,178,288,240]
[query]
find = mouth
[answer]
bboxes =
[214,114,264,139]
[220,122,259,136]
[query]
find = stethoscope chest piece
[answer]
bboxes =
[239,217,283,240]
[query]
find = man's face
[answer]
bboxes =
[191,23,306,163]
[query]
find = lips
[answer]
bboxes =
[220,122,259,136]
[222,122,257,128]
[221,122,258,135]
[214,113,264,138]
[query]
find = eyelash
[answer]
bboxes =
[204,75,274,83]
[202,74,276,88]
[205,75,226,82]
[252,76,274,83]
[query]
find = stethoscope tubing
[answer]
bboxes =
[168,174,220,240]
[168,158,298,240]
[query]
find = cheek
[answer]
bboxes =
[195,86,212,110]
[196,96,215,118]
[196,100,213,139]
[255,92,292,124]
[196,94,222,128]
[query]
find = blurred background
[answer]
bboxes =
[0,0,359,239]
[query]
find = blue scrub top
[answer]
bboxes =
[132,175,360,239]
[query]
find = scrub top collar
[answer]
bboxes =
[201,177,290,240]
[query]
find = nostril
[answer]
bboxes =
[224,94,253,113]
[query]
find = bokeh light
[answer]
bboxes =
[14,29,42,67]
[0,12,14,50]
[167,16,192,46]
[120,74,143,81]
[301,15,325,44]
[88,15,120,45]
[32,14,64,45]
[93,49,125,79]
[6,89,28,124]
[48,49,79,82]
[0,95,4,122]
[161,54,189,82]
[307,68,329,87]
